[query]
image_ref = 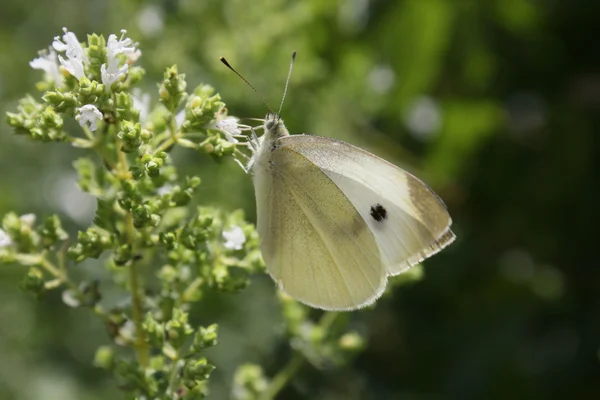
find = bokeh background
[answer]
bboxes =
[1,0,599,399]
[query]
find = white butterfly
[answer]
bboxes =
[220,55,455,311]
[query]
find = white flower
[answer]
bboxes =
[19,213,36,226]
[57,55,85,80]
[0,229,12,248]
[101,58,129,88]
[156,183,173,196]
[52,28,87,80]
[75,104,103,131]
[52,28,88,64]
[216,117,242,143]
[223,226,246,250]
[101,30,139,91]
[30,47,62,87]
[106,30,137,59]
[61,289,80,308]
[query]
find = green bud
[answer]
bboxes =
[42,90,78,113]
[143,312,165,348]
[157,264,179,284]
[140,128,152,143]
[191,324,218,353]
[86,34,107,80]
[2,212,40,253]
[183,84,225,132]
[93,345,115,370]
[183,357,215,385]
[115,92,140,122]
[159,232,178,250]
[159,65,187,112]
[338,332,365,352]
[128,66,145,87]
[20,267,45,296]
[79,78,105,103]
[132,204,152,228]
[140,153,165,177]
[232,364,268,399]
[67,228,112,262]
[117,121,142,153]
[113,244,133,266]
[40,215,68,248]
[165,308,193,348]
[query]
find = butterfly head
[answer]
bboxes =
[264,111,289,139]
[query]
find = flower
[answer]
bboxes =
[106,30,138,59]
[52,28,88,80]
[30,47,62,87]
[75,105,103,131]
[58,55,85,80]
[100,58,129,88]
[52,28,88,64]
[101,30,140,90]
[0,229,12,248]
[216,117,242,143]
[223,226,246,250]
[19,213,36,226]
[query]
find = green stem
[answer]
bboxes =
[127,238,149,367]
[115,136,149,367]
[167,351,181,395]
[261,352,305,400]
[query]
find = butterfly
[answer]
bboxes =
[219,53,455,310]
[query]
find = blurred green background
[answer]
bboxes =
[1,0,599,399]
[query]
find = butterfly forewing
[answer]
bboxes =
[254,144,388,310]
[278,135,455,275]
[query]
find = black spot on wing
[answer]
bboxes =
[370,204,387,222]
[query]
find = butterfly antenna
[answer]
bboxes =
[277,51,296,118]
[220,57,274,114]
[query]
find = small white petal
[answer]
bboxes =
[156,183,173,196]
[216,117,242,143]
[19,213,36,226]
[223,226,246,250]
[76,104,103,131]
[106,30,139,64]
[101,59,129,89]
[52,28,88,64]
[0,229,12,248]
[30,48,63,87]
[62,289,80,308]
[58,54,85,80]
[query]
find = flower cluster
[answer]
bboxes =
[2,27,386,400]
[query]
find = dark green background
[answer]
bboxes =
[1,0,598,399]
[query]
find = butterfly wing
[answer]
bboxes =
[253,143,387,310]
[277,135,455,276]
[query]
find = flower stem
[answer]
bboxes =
[261,352,305,400]
[127,231,149,367]
[115,135,149,367]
